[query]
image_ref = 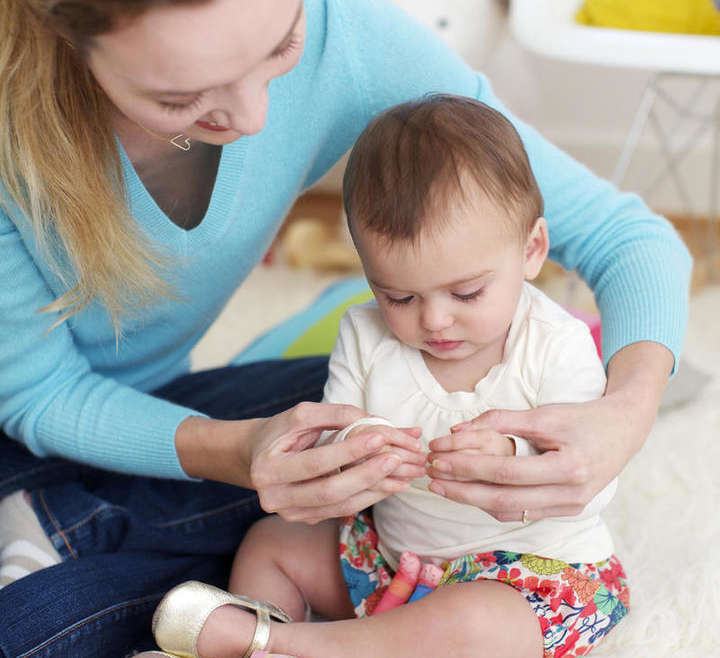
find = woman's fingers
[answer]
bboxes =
[250,403,430,524]
[426,450,583,487]
[277,486,399,524]
[349,424,424,452]
[253,426,412,488]
[427,479,589,522]
[277,473,418,524]
[249,401,367,462]
[258,451,406,513]
[256,424,423,486]
[449,406,568,450]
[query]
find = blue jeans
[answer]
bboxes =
[0,357,328,658]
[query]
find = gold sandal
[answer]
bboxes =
[152,580,292,658]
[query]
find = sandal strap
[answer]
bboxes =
[243,607,270,658]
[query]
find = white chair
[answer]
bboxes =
[509,0,720,266]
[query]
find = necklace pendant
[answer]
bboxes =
[170,134,191,151]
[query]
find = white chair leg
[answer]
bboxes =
[708,98,720,278]
[612,75,658,187]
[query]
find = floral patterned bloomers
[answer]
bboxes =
[339,512,629,658]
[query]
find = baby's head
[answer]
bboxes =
[343,94,549,365]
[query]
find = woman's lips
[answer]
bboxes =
[195,120,230,132]
[426,340,463,352]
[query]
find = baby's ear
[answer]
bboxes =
[523,217,549,280]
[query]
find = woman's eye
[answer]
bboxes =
[158,95,203,114]
[385,294,414,306]
[453,288,484,302]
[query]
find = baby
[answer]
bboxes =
[151,95,629,658]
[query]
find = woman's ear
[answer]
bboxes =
[523,217,549,280]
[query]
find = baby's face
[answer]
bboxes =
[354,194,543,369]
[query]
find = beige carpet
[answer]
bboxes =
[191,266,720,656]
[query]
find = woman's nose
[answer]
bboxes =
[211,80,269,136]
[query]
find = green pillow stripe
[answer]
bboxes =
[231,277,373,365]
[284,289,374,358]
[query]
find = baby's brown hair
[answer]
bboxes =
[343,94,543,244]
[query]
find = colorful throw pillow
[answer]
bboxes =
[231,277,373,365]
[575,0,720,35]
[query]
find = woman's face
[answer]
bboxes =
[87,0,305,145]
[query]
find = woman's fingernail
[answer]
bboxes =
[383,455,400,473]
[432,459,451,473]
[367,435,384,451]
[429,481,445,496]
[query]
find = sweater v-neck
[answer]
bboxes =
[117,137,248,251]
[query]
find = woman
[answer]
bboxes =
[0,0,690,656]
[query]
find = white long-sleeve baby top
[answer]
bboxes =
[322,283,616,571]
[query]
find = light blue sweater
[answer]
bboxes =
[0,0,692,479]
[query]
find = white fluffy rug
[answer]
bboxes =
[593,285,720,657]
[192,269,720,656]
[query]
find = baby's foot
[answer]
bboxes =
[197,604,298,658]
[151,581,297,658]
[196,603,258,658]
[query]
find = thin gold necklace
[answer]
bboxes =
[136,120,192,152]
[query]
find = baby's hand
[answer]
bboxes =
[426,427,516,482]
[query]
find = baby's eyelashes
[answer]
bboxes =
[385,294,414,306]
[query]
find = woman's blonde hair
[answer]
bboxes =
[0,1,202,331]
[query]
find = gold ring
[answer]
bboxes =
[522,509,530,524]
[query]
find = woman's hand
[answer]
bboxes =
[177,402,424,524]
[339,423,426,479]
[426,342,672,522]
[248,403,425,524]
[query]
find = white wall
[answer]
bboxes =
[316,0,717,217]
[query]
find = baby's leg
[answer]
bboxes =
[199,578,542,658]
[229,514,353,622]
[194,515,352,658]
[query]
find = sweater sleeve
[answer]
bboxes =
[0,210,199,479]
[335,0,692,371]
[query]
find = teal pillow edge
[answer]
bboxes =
[231,276,371,366]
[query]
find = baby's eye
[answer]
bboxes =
[385,294,414,306]
[270,35,302,60]
[453,288,484,302]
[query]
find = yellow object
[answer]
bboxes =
[576,0,720,35]
[283,217,362,272]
